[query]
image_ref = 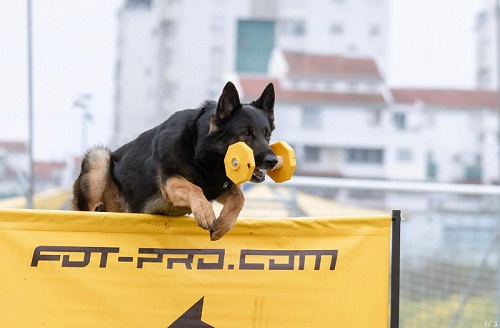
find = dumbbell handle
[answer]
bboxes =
[271,156,284,171]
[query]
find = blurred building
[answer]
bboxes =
[239,50,389,179]
[475,0,499,89]
[34,161,68,191]
[113,0,389,146]
[0,141,72,198]
[390,88,498,184]
[0,141,28,198]
[240,70,500,183]
[114,0,162,146]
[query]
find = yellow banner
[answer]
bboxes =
[0,209,392,327]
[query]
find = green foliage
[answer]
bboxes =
[400,258,498,327]
[401,294,496,327]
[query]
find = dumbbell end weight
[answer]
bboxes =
[267,142,296,183]
[224,142,256,185]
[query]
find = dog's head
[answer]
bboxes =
[210,81,277,183]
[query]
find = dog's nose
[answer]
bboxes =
[263,153,278,169]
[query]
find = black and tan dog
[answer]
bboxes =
[72,81,278,240]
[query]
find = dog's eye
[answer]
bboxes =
[243,130,252,137]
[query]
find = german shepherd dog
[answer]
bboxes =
[72,81,277,240]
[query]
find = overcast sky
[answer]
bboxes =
[389,0,480,88]
[0,0,483,160]
[0,0,121,160]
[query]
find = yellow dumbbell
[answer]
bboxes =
[224,142,256,185]
[267,141,296,183]
[224,141,296,184]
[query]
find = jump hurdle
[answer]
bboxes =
[0,209,401,327]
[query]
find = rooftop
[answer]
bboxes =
[391,88,499,109]
[283,51,382,80]
[239,77,386,106]
[0,141,27,153]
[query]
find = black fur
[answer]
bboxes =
[110,81,276,213]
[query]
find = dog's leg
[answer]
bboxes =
[161,176,216,230]
[211,184,244,241]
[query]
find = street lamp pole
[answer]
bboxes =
[496,0,500,321]
[26,0,34,209]
[497,0,500,180]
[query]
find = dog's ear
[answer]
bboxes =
[215,81,241,123]
[252,83,275,117]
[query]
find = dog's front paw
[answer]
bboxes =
[191,199,216,230]
[209,212,238,241]
[93,202,105,212]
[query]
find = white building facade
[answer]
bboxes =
[114,0,162,146]
[114,0,389,146]
[390,89,499,184]
[239,51,391,179]
[0,142,28,197]
[240,54,500,184]
[475,0,499,89]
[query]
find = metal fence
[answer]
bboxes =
[255,176,500,328]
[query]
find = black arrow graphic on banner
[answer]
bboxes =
[167,297,214,328]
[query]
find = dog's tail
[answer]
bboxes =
[72,146,112,211]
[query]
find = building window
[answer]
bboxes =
[211,15,226,31]
[393,112,406,130]
[160,19,175,38]
[236,20,275,73]
[397,148,413,162]
[304,146,320,163]
[426,111,434,127]
[369,24,380,37]
[210,46,224,70]
[348,82,358,92]
[251,0,278,18]
[302,107,323,128]
[477,67,491,89]
[126,0,152,8]
[348,43,357,53]
[476,10,487,27]
[427,152,437,180]
[330,23,344,34]
[345,149,384,164]
[369,109,382,126]
[464,166,482,181]
[0,156,5,179]
[464,155,482,181]
[279,20,306,36]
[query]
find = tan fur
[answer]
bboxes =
[161,176,217,231]
[72,146,126,212]
[208,115,218,133]
[160,176,244,240]
[211,184,245,241]
[84,147,110,208]
[142,194,191,216]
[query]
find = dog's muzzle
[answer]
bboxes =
[251,153,278,183]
